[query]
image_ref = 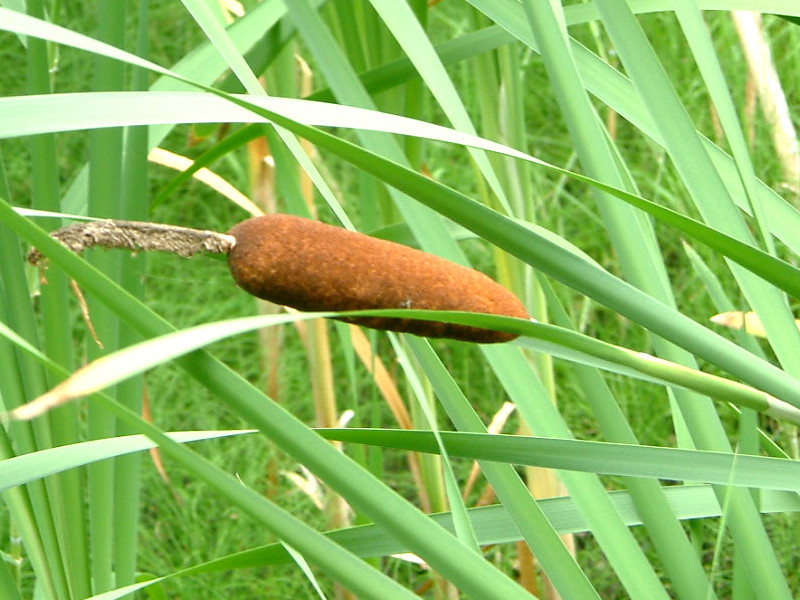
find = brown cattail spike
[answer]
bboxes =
[227,214,529,343]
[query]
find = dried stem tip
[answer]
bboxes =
[228,214,529,343]
[27,219,235,265]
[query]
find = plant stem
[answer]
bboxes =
[28,219,236,265]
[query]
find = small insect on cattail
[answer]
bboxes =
[227,214,529,343]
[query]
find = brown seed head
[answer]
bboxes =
[227,214,529,343]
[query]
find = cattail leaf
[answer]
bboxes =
[319,428,800,493]
[0,430,255,494]
[7,306,799,425]
[7,313,323,420]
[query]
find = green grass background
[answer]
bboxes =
[2,1,800,599]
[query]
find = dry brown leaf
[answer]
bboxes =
[148,147,264,217]
[708,310,799,338]
[349,325,414,430]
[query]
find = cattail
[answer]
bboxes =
[227,214,528,343]
[29,214,528,343]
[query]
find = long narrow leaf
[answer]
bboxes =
[319,429,800,493]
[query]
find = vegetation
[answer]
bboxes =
[1,1,800,599]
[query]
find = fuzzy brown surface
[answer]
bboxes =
[227,214,529,343]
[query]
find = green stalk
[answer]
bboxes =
[327,0,394,223]
[404,356,448,518]
[0,154,57,600]
[112,0,150,588]
[0,309,58,600]
[329,0,368,73]
[401,0,427,166]
[23,0,84,596]
[467,8,501,173]
[87,0,126,593]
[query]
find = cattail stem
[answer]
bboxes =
[27,219,236,265]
